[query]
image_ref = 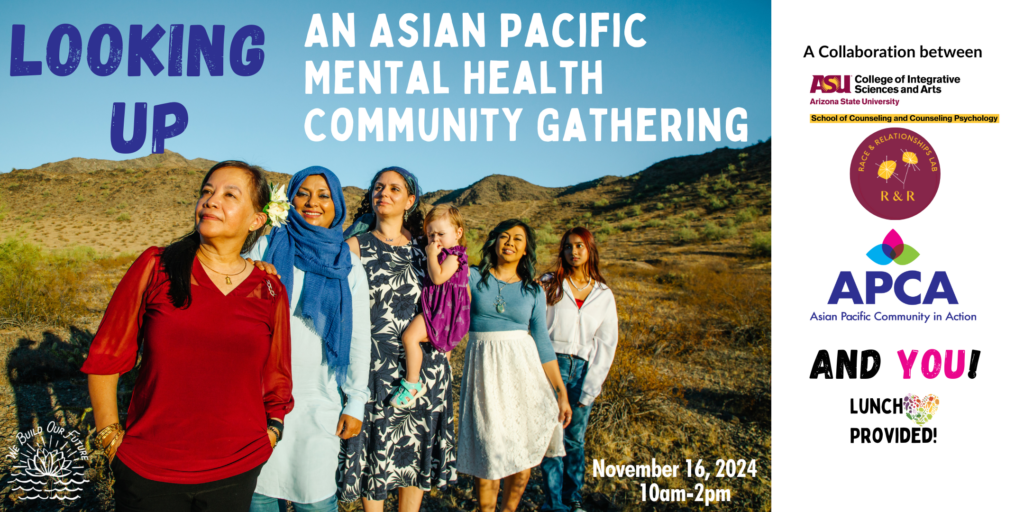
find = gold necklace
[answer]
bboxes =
[196,251,247,284]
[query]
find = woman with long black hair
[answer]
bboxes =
[458,219,572,512]
[539,227,619,512]
[82,161,294,511]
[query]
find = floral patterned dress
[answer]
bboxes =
[338,233,458,501]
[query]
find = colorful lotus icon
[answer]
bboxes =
[866,229,920,265]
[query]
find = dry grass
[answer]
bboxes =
[570,261,770,510]
[0,239,133,330]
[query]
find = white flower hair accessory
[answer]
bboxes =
[263,183,291,228]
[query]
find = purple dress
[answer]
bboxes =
[422,245,471,352]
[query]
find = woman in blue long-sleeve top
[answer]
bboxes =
[457,219,572,512]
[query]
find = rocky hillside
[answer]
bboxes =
[421,175,565,207]
[25,150,217,175]
[0,141,771,265]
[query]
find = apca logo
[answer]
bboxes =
[866,229,919,266]
[7,421,89,502]
[828,230,957,305]
[810,75,851,93]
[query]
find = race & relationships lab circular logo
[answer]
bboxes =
[850,127,941,220]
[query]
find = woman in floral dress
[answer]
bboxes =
[339,166,457,512]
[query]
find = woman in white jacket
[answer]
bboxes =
[539,227,619,512]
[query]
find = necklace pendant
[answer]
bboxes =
[496,303,505,313]
[225,276,232,285]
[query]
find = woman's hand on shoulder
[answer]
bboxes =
[248,259,278,276]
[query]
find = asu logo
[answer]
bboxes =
[810,75,851,93]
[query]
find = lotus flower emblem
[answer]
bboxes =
[24,449,74,479]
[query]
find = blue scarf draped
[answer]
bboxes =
[263,166,353,388]
[343,166,420,238]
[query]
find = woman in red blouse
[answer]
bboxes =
[81,161,294,512]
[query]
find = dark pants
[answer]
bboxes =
[112,456,263,512]
[540,354,594,511]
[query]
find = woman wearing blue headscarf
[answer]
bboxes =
[245,166,371,512]
[337,167,457,512]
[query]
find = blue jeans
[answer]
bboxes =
[540,354,594,511]
[249,492,337,512]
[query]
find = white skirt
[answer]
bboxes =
[456,330,565,480]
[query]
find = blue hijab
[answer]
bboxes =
[263,166,353,388]
[343,166,420,238]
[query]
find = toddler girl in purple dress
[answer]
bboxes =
[392,204,471,408]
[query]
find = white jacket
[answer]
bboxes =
[545,278,619,406]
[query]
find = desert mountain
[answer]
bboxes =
[25,150,217,175]
[421,175,566,207]
[0,141,771,265]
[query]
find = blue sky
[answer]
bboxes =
[0,0,770,191]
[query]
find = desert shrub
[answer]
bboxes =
[582,212,592,219]
[613,186,622,192]
[631,205,642,217]
[750,231,771,257]
[734,207,759,224]
[614,211,627,221]
[707,195,727,211]
[655,202,665,210]
[535,226,561,246]
[117,202,127,209]
[727,163,737,172]
[465,229,484,266]
[738,152,749,159]
[670,197,683,205]
[703,222,737,241]
[105,208,117,215]
[0,239,94,328]
[683,210,700,221]
[76,194,85,202]
[666,184,679,192]
[644,219,663,228]
[116,212,131,222]
[595,222,617,236]
[593,198,609,208]
[676,227,699,243]
[713,175,735,193]
[621,221,640,231]
[552,199,559,206]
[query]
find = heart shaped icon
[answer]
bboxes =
[904,393,939,425]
